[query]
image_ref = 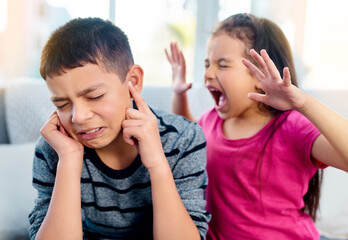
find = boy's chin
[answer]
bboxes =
[80,139,113,150]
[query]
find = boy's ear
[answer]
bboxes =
[126,64,144,93]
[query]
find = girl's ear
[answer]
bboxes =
[251,74,263,93]
[127,64,144,93]
[254,77,262,90]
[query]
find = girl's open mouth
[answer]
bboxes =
[207,86,226,109]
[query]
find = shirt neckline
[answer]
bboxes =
[216,111,285,146]
[84,147,142,179]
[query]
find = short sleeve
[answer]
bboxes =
[287,111,322,168]
[170,122,211,239]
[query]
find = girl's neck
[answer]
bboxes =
[222,111,275,140]
[96,134,138,170]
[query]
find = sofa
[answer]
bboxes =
[0,77,348,239]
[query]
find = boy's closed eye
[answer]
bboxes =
[56,104,67,110]
[52,100,68,110]
[86,94,104,101]
[53,93,106,109]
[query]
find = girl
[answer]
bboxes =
[165,13,348,240]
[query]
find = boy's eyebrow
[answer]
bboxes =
[76,83,106,97]
[50,83,106,102]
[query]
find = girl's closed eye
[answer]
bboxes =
[204,60,210,69]
[218,59,230,69]
[219,64,228,68]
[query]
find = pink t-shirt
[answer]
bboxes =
[199,109,322,240]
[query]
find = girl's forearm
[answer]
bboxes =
[171,92,195,122]
[298,92,348,163]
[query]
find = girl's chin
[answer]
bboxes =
[215,102,228,114]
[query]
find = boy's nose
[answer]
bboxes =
[71,104,93,124]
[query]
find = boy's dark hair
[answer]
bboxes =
[214,13,322,221]
[40,17,134,81]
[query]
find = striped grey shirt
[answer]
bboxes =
[29,107,210,239]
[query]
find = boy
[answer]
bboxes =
[29,18,210,240]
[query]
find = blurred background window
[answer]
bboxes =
[0,0,7,32]
[0,0,348,90]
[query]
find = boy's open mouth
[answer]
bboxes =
[82,127,102,134]
[207,86,226,108]
[77,127,105,141]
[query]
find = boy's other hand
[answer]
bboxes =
[122,82,166,171]
[40,111,84,160]
[165,42,192,94]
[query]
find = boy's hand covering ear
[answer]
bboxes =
[122,82,166,170]
[40,111,84,160]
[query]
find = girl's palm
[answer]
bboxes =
[242,49,305,111]
[165,42,192,94]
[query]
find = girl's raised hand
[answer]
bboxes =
[165,42,192,94]
[242,49,306,111]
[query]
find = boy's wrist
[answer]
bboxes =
[147,157,172,180]
[57,154,84,176]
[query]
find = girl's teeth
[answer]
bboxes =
[85,128,100,134]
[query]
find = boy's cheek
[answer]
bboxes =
[57,112,73,133]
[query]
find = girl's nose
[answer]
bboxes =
[204,66,215,83]
[71,104,93,124]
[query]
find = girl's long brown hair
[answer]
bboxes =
[213,13,323,221]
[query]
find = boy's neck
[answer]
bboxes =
[95,135,138,170]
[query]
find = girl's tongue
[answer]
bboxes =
[207,86,227,109]
[218,94,226,107]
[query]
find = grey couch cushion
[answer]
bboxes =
[4,78,54,144]
[0,86,9,143]
[140,84,213,120]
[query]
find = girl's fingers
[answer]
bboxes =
[249,49,270,77]
[283,67,292,86]
[165,48,172,63]
[242,58,265,80]
[260,49,281,80]
[247,92,267,103]
[179,50,185,66]
[171,42,178,63]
